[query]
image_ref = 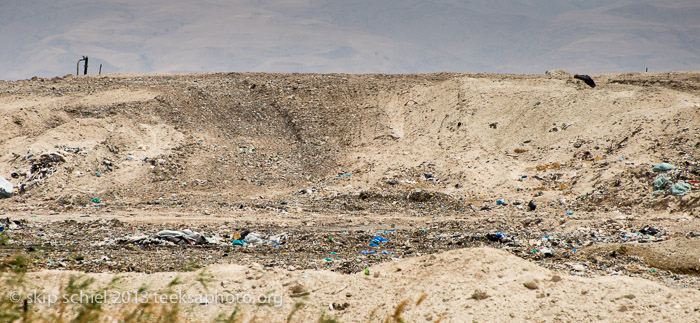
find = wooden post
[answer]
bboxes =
[99,64,102,75]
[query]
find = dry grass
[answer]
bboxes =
[1,253,443,323]
[415,293,427,307]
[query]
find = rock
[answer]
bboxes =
[571,264,586,272]
[331,302,350,311]
[0,176,13,198]
[471,289,489,300]
[528,200,536,211]
[523,281,539,290]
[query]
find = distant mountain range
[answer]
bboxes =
[1,0,699,80]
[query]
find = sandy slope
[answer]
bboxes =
[23,248,700,322]
[1,71,700,322]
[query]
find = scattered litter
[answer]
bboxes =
[528,200,536,211]
[486,232,506,243]
[540,247,554,258]
[639,226,660,236]
[244,232,265,247]
[652,163,676,172]
[155,229,207,245]
[116,235,158,245]
[653,174,692,196]
[369,236,387,247]
[653,174,670,191]
[0,176,13,198]
[205,236,223,244]
[269,232,289,245]
[21,151,68,192]
[671,181,692,196]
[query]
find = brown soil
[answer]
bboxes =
[1,71,700,321]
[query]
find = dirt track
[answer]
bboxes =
[1,71,700,321]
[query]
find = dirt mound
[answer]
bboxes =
[2,71,700,322]
[10,248,700,322]
[1,72,698,214]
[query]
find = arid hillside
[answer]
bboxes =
[1,71,700,322]
[1,71,699,214]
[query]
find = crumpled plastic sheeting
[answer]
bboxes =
[671,181,692,196]
[653,174,670,191]
[0,176,13,198]
[240,232,289,247]
[652,163,676,172]
[155,229,207,245]
[244,232,265,246]
[269,232,288,244]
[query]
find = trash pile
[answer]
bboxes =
[98,229,220,247]
[0,217,26,231]
[1,216,697,288]
[11,151,69,194]
[155,229,207,245]
[95,229,291,248]
[231,231,289,247]
[651,163,693,197]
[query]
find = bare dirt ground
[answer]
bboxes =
[1,71,700,322]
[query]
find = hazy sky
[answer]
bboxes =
[1,0,699,80]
